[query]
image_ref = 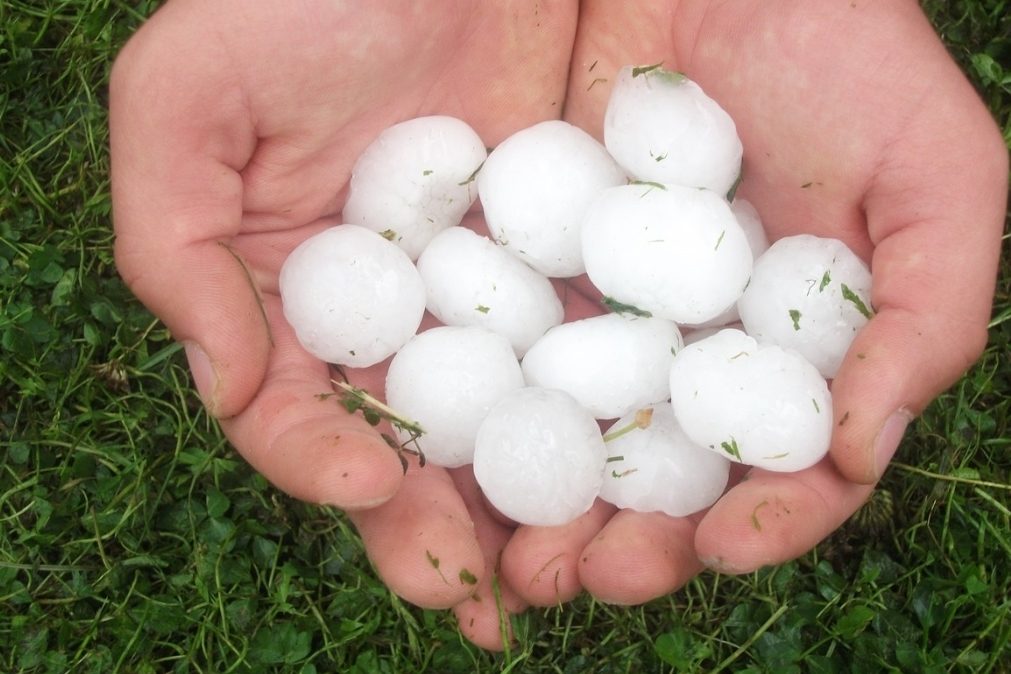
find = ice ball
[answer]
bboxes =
[385,326,524,468]
[473,387,607,526]
[279,224,425,367]
[669,329,832,472]
[599,404,730,517]
[738,234,872,378]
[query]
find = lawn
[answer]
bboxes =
[1,1,1009,672]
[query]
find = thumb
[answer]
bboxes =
[110,11,268,418]
[830,87,1007,485]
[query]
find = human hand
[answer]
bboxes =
[109,0,580,648]
[490,0,1007,609]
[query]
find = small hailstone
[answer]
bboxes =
[416,226,564,357]
[581,183,753,324]
[738,234,872,378]
[604,64,742,195]
[599,404,730,517]
[478,120,627,277]
[279,225,425,367]
[669,329,832,472]
[385,326,524,468]
[521,313,683,419]
[473,387,607,527]
[342,116,487,260]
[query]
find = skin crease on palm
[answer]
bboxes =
[109,0,1007,651]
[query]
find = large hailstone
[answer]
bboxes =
[581,183,753,324]
[521,313,683,419]
[604,65,743,195]
[473,387,607,527]
[416,227,564,357]
[738,234,873,378]
[478,120,627,277]
[342,116,487,260]
[599,404,730,517]
[279,225,425,367]
[669,329,832,472]
[385,326,524,468]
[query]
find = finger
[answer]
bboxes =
[450,468,527,651]
[217,297,404,508]
[500,500,617,607]
[110,16,266,419]
[348,464,484,610]
[694,460,874,575]
[831,66,1008,484]
[579,510,703,605]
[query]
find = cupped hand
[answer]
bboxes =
[110,0,580,648]
[494,0,1007,609]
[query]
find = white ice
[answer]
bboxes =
[473,387,607,527]
[478,120,627,277]
[342,116,487,260]
[385,326,524,468]
[669,328,832,472]
[278,225,426,367]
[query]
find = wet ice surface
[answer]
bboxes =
[604,65,743,195]
[599,404,730,517]
[521,313,683,420]
[342,116,486,260]
[473,387,607,527]
[385,326,524,468]
[416,226,563,357]
[478,120,627,277]
[278,225,425,367]
[738,234,872,378]
[669,328,832,472]
[582,183,753,325]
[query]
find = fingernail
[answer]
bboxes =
[183,340,220,414]
[700,556,737,575]
[873,408,913,479]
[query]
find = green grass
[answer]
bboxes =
[2,0,1009,672]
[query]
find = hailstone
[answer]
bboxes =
[278,225,425,367]
[416,226,564,357]
[599,404,730,517]
[581,183,753,324]
[604,64,742,195]
[521,313,683,419]
[738,234,872,378]
[385,326,524,468]
[342,116,487,260]
[473,387,607,527]
[478,120,627,277]
[669,328,832,472]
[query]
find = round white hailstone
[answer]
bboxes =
[599,404,730,517]
[478,120,627,277]
[604,65,743,195]
[279,225,425,367]
[684,197,771,329]
[581,183,753,324]
[342,116,487,260]
[669,329,832,472]
[521,313,683,419]
[385,326,524,468]
[416,227,564,357]
[738,234,873,379]
[473,387,607,527]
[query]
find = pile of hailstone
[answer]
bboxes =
[279,64,873,527]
